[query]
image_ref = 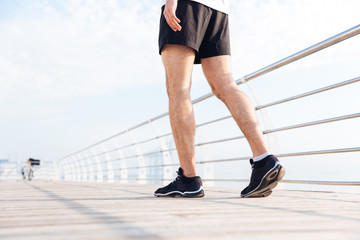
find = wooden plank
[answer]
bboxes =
[0,180,359,240]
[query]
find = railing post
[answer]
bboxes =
[67,158,76,181]
[197,128,214,186]
[245,80,281,154]
[101,143,114,183]
[62,160,68,180]
[91,147,103,182]
[72,156,81,181]
[54,161,60,180]
[113,139,128,183]
[60,160,66,180]
[76,153,87,182]
[128,131,146,184]
[151,121,172,184]
[49,161,55,180]
[84,151,94,182]
[78,152,87,182]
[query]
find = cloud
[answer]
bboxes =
[228,0,360,77]
[0,0,359,162]
[1,0,359,103]
[0,0,163,103]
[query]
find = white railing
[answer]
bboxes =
[0,162,18,180]
[37,24,360,188]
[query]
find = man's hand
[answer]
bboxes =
[163,0,182,32]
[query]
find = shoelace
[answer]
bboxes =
[250,159,255,170]
[172,173,180,184]
[164,173,180,190]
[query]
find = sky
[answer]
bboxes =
[0,0,359,183]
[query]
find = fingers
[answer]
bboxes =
[163,5,182,32]
[166,14,182,32]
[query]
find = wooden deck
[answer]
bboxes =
[1,180,359,240]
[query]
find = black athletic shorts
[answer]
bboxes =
[159,0,231,64]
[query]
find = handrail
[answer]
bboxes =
[51,24,360,188]
[198,147,360,164]
[77,146,360,175]
[68,75,360,163]
[237,24,360,83]
[58,24,360,161]
[123,178,360,186]
[75,112,360,169]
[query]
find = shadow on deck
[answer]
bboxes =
[0,180,359,240]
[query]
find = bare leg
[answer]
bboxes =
[161,44,197,177]
[201,56,268,157]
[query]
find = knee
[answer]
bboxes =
[211,88,224,102]
[166,83,191,101]
[212,81,239,102]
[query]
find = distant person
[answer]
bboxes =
[28,166,34,181]
[154,0,285,198]
[21,166,26,180]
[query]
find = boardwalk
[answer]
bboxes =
[1,181,359,240]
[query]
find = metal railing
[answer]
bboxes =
[38,24,360,188]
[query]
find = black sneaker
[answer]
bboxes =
[154,168,204,198]
[241,155,285,198]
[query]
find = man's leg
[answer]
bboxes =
[154,44,204,198]
[201,55,285,198]
[201,55,268,157]
[161,44,197,177]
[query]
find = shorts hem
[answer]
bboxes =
[159,41,202,64]
[159,42,199,55]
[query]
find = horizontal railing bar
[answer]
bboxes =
[197,112,360,146]
[264,112,360,134]
[74,144,178,169]
[63,131,175,162]
[58,24,360,161]
[62,131,175,164]
[77,112,360,167]
[198,147,360,164]
[278,180,360,186]
[112,132,174,152]
[242,24,360,82]
[120,147,177,161]
[192,92,214,105]
[196,135,245,147]
[196,115,232,128]
[121,178,360,186]
[58,113,170,161]
[277,147,360,157]
[198,76,360,129]
[101,147,360,171]
[60,122,151,160]
[256,76,360,110]
[116,163,179,171]
[192,75,360,131]
[99,76,359,158]
[204,179,360,186]
[74,163,180,176]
